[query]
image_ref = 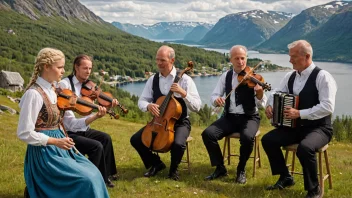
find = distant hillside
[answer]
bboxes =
[112,21,213,40]
[306,4,352,62]
[0,0,103,23]
[0,0,228,84]
[183,24,213,42]
[257,1,352,62]
[198,10,293,49]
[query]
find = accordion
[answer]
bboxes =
[271,92,299,128]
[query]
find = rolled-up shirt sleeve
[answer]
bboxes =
[62,110,90,132]
[17,90,49,146]
[255,92,267,108]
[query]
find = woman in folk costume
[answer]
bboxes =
[17,48,109,198]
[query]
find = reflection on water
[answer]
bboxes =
[119,50,352,116]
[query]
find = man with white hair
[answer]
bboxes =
[130,45,201,181]
[202,45,267,184]
[262,40,337,198]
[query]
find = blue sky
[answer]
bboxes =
[79,0,351,24]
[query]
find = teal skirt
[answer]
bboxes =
[24,129,109,198]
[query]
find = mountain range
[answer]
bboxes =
[112,21,214,41]
[199,10,293,49]
[113,1,352,62]
[258,1,352,62]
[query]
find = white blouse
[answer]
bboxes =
[17,77,56,146]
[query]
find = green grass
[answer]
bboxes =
[0,95,352,197]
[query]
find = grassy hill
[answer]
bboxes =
[1,95,352,198]
[0,11,228,84]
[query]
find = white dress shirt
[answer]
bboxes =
[138,66,201,113]
[266,62,337,120]
[17,77,56,146]
[210,70,267,114]
[58,76,91,132]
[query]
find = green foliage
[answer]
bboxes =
[0,88,23,98]
[0,11,228,86]
[333,115,352,142]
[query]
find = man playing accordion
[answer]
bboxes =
[262,40,337,198]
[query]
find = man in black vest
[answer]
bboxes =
[262,40,337,198]
[58,54,118,188]
[130,45,201,180]
[202,45,267,184]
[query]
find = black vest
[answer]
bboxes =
[152,73,188,121]
[68,74,76,92]
[288,66,332,127]
[224,70,256,116]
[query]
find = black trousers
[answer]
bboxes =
[130,118,191,173]
[261,126,332,191]
[68,128,117,182]
[202,113,260,172]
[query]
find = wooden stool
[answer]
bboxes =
[283,144,332,196]
[181,136,193,173]
[222,130,261,177]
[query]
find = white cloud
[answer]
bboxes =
[78,0,351,24]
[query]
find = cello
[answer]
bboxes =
[141,61,193,153]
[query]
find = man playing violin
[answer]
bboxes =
[262,40,337,198]
[202,45,267,184]
[58,54,118,188]
[130,45,201,180]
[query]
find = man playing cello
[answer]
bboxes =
[130,45,201,180]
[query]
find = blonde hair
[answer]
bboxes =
[25,48,65,91]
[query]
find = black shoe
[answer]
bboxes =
[144,162,166,177]
[266,176,295,190]
[109,174,119,181]
[306,186,321,198]
[205,165,228,180]
[105,179,115,188]
[235,171,246,184]
[168,170,180,181]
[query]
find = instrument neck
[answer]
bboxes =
[159,76,181,117]
[249,76,265,87]
[98,92,113,103]
[58,92,99,109]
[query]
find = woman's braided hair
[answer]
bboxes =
[25,48,65,91]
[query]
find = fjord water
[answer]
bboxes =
[120,49,352,117]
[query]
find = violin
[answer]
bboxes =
[237,66,271,91]
[81,80,128,114]
[56,88,119,119]
[141,61,194,153]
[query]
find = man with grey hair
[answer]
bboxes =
[202,45,267,184]
[130,45,201,180]
[262,40,337,198]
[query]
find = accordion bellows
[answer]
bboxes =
[272,92,299,128]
